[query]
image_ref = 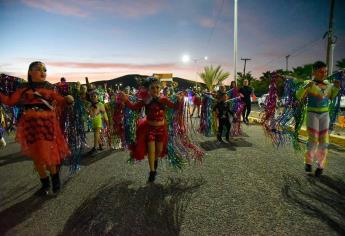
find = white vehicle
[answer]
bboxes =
[340,96,345,110]
[258,94,268,108]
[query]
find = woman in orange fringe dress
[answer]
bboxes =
[0,61,74,195]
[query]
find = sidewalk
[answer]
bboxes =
[249,111,345,148]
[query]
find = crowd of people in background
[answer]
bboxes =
[1,60,340,194]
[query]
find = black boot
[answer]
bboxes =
[315,168,323,177]
[154,160,158,171]
[148,171,157,183]
[305,164,312,172]
[51,172,61,193]
[36,177,50,196]
[217,135,224,143]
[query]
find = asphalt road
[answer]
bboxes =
[0,124,345,236]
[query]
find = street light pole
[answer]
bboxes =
[326,0,336,76]
[233,0,238,85]
[285,55,290,71]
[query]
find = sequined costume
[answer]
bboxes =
[0,82,70,166]
[125,96,177,161]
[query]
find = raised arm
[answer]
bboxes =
[0,89,24,107]
[125,99,144,110]
[159,96,177,109]
[296,80,312,101]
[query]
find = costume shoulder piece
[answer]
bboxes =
[18,81,57,91]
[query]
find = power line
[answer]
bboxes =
[253,36,325,71]
[205,0,225,53]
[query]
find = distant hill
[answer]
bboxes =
[0,73,206,91]
[91,74,206,90]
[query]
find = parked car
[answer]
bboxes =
[258,94,268,108]
[340,96,345,111]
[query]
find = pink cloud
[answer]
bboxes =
[21,0,169,18]
[21,0,88,17]
[47,61,178,70]
[198,17,216,28]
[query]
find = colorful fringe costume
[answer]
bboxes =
[125,96,177,161]
[296,80,339,169]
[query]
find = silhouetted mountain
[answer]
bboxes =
[91,74,205,90]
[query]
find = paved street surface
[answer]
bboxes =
[0,124,345,236]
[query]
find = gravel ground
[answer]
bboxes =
[0,124,344,236]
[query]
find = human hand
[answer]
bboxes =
[306,81,314,88]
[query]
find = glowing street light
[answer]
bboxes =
[182,54,190,63]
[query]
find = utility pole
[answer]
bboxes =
[326,0,336,76]
[285,55,290,71]
[241,58,251,77]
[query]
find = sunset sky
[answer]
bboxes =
[0,0,344,84]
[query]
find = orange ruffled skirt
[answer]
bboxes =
[16,110,70,166]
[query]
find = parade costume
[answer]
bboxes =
[228,87,245,136]
[199,92,242,139]
[296,79,340,173]
[213,98,231,142]
[190,89,202,118]
[0,62,75,195]
[199,93,218,137]
[85,81,110,153]
[123,78,204,182]
[0,106,5,148]
[57,82,88,174]
[125,96,177,161]
[261,68,343,176]
[0,82,71,166]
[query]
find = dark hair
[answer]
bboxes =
[313,61,326,71]
[27,61,44,84]
[230,81,236,88]
[143,77,160,88]
[61,77,66,82]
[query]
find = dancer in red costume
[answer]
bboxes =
[121,77,184,182]
[0,61,74,195]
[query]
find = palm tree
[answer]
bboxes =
[291,64,313,80]
[237,71,255,86]
[199,65,230,91]
[336,58,345,70]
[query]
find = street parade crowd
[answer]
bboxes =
[0,61,344,195]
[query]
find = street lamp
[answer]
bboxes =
[115,83,122,91]
[181,55,208,82]
[182,54,190,63]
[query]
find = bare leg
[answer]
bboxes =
[94,128,101,148]
[155,141,163,164]
[148,141,155,172]
[34,161,47,178]
[47,165,57,175]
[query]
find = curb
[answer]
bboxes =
[248,116,345,148]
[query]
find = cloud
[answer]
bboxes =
[198,17,216,28]
[21,0,169,18]
[47,61,178,70]
[21,0,88,17]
